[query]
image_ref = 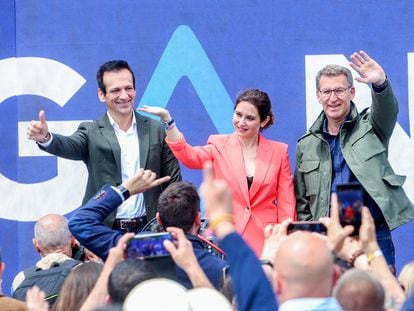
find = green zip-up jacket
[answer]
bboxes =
[294,81,414,229]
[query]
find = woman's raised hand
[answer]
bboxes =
[138,105,172,122]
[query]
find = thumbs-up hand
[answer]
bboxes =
[27,110,50,143]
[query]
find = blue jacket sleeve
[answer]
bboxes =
[68,185,123,260]
[219,232,278,311]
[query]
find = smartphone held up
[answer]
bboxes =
[287,221,327,235]
[336,182,364,236]
[126,232,173,259]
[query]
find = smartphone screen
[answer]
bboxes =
[336,183,363,236]
[126,232,173,258]
[287,221,327,234]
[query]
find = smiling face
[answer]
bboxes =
[98,68,136,120]
[317,74,355,126]
[233,101,270,139]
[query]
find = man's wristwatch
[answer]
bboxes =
[117,185,130,201]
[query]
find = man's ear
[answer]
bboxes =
[156,212,163,227]
[195,212,201,227]
[104,294,112,305]
[32,238,41,254]
[349,86,356,100]
[70,236,77,248]
[332,263,342,288]
[97,88,106,102]
[273,269,282,295]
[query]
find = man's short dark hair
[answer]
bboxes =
[96,60,136,94]
[108,258,159,304]
[157,182,200,233]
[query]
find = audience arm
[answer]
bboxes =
[358,207,405,310]
[164,227,213,289]
[80,233,134,311]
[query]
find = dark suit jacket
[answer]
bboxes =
[39,111,182,224]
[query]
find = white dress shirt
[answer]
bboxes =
[107,112,146,218]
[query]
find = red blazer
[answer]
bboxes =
[167,133,296,255]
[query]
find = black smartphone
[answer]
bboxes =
[126,232,173,258]
[287,221,327,234]
[336,183,363,236]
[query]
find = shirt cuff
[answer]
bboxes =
[372,77,388,93]
[37,132,54,147]
[111,186,125,202]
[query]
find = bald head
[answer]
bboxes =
[333,269,385,311]
[34,214,72,255]
[274,231,335,302]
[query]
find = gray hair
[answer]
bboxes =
[316,64,353,89]
[34,214,72,252]
[333,268,385,311]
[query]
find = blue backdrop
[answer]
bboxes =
[1,0,413,293]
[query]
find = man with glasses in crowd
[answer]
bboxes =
[294,50,414,270]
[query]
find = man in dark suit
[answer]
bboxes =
[27,60,182,231]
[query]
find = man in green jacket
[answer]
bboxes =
[294,50,414,268]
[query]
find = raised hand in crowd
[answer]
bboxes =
[319,193,355,256]
[164,227,213,289]
[259,219,291,282]
[358,206,405,310]
[261,219,291,263]
[321,193,405,310]
[80,233,134,311]
[27,110,50,143]
[26,286,49,311]
[199,161,235,239]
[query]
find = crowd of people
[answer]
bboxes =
[0,50,412,310]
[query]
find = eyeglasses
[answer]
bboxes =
[318,87,351,98]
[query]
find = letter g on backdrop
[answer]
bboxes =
[0,57,87,221]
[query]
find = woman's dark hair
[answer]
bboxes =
[234,89,274,130]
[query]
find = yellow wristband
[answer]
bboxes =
[367,249,383,263]
[209,214,234,231]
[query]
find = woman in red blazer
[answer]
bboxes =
[139,89,296,255]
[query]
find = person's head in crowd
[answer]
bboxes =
[156,182,201,234]
[33,214,74,257]
[52,261,103,311]
[273,230,338,303]
[107,258,159,304]
[399,261,414,295]
[123,278,232,311]
[333,268,385,311]
[233,89,273,134]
